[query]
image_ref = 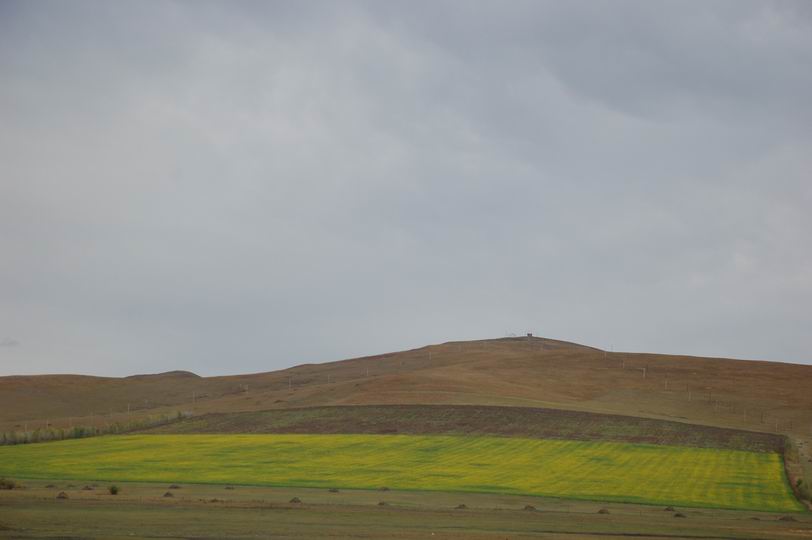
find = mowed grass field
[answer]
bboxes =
[0,434,801,512]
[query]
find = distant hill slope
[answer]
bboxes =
[1,336,811,442]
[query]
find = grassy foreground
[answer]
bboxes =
[3,482,810,540]
[0,433,801,512]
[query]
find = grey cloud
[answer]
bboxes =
[1,0,810,375]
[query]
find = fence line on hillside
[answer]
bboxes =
[602,351,805,435]
[0,411,191,446]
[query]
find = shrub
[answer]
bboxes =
[108,485,119,495]
[0,478,18,490]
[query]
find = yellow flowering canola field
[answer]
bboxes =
[0,434,800,511]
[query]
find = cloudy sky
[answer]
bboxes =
[1,1,811,376]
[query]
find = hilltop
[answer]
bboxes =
[1,336,810,441]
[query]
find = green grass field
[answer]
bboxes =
[0,434,801,512]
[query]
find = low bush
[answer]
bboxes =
[0,478,17,490]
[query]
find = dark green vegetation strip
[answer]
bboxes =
[143,404,784,453]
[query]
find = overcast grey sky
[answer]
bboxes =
[1,1,811,376]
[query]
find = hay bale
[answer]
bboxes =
[163,491,174,498]
[168,484,181,490]
[779,515,797,522]
[328,488,339,493]
[664,506,675,511]
[378,501,387,506]
[674,513,687,518]
[597,508,610,514]
[523,505,536,511]
[289,497,302,503]
[455,504,467,509]
[56,491,69,499]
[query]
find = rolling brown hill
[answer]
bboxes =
[2,336,810,441]
[3,335,812,503]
